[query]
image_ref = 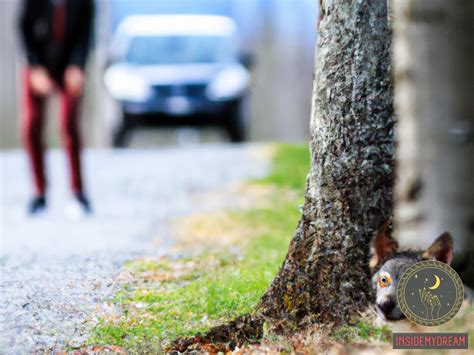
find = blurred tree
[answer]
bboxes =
[172,0,394,350]
[393,0,474,287]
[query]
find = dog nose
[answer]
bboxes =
[377,301,395,315]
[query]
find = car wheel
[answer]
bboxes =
[225,101,248,143]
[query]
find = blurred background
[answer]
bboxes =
[0,0,318,149]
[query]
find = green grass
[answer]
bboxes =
[259,143,310,194]
[86,144,309,351]
[86,144,474,352]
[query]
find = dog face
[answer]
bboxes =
[372,253,420,320]
[370,224,453,321]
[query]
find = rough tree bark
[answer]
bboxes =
[171,0,394,350]
[392,0,474,287]
[257,0,394,330]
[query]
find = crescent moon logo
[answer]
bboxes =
[429,274,441,290]
[398,260,464,326]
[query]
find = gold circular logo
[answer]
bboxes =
[397,260,464,326]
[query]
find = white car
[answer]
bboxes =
[104,15,252,146]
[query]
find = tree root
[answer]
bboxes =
[168,313,264,353]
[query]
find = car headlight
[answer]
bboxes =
[206,65,249,101]
[104,65,152,102]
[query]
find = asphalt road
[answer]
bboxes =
[0,144,269,353]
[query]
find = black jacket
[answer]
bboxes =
[19,0,94,79]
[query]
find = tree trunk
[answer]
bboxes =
[392,0,474,287]
[258,0,394,330]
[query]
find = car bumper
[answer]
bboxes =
[123,96,238,117]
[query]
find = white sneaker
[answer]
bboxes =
[65,194,92,219]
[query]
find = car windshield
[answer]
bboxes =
[125,35,235,65]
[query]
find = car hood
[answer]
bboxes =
[108,63,226,85]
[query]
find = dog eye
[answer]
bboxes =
[378,272,392,288]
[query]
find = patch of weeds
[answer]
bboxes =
[331,321,391,344]
[354,321,391,342]
[124,259,173,273]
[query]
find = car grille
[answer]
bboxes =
[152,84,207,98]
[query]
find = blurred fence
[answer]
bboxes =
[0,0,317,149]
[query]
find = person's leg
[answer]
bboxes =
[22,69,47,198]
[59,86,91,213]
[59,87,83,194]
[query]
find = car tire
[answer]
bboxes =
[225,101,248,143]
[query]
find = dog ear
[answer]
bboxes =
[369,220,399,272]
[422,232,453,264]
